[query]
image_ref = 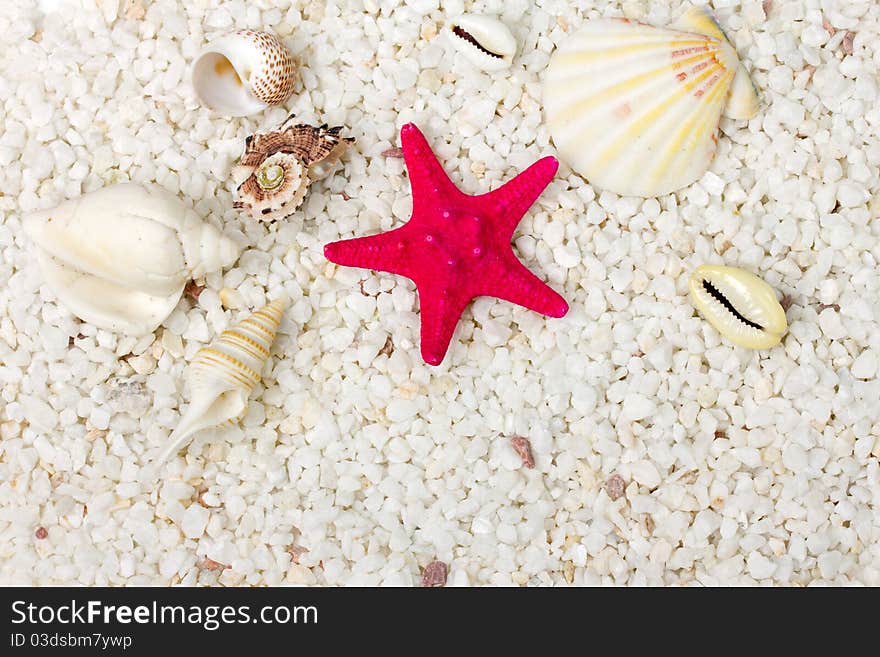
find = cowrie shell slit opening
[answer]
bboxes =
[689,265,787,350]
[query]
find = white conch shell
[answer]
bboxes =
[153,297,288,468]
[192,30,296,117]
[689,265,787,349]
[542,8,758,197]
[23,183,239,336]
[447,14,517,71]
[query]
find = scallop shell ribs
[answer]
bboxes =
[542,7,759,197]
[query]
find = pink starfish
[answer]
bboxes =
[324,123,568,366]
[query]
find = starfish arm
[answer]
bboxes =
[324,226,412,277]
[481,256,569,318]
[478,156,559,237]
[416,276,473,366]
[400,123,460,210]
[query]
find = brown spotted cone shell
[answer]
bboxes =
[233,114,354,222]
[239,30,296,106]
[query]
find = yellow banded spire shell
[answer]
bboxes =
[671,6,759,120]
[154,296,288,468]
[689,265,787,349]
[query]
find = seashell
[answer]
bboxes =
[447,14,517,71]
[671,6,759,120]
[542,7,758,198]
[153,297,288,468]
[192,30,296,117]
[232,114,354,222]
[23,183,239,336]
[689,265,787,349]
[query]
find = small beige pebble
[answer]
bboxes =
[124,0,146,20]
[148,340,164,359]
[85,428,108,441]
[697,385,718,408]
[420,21,437,40]
[851,349,877,379]
[219,287,245,310]
[631,270,649,294]
[417,69,442,92]
[128,354,156,375]
[287,564,317,585]
[630,460,661,489]
[511,571,529,585]
[1,421,21,440]
[161,330,184,358]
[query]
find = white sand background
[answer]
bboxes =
[0,0,878,585]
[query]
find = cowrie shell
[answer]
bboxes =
[447,15,517,71]
[689,265,787,349]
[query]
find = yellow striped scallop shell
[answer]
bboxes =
[542,7,758,198]
[153,297,288,468]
